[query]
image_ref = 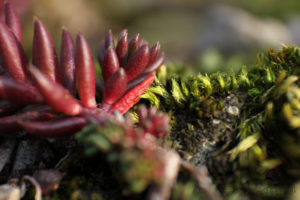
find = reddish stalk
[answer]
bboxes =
[109,74,155,114]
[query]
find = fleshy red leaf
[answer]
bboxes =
[101,46,120,84]
[75,34,97,109]
[124,44,150,82]
[4,3,22,44]
[149,42,161,64]
[0,75,43,105]
[105,29,115,49]
[60,29,76,95]
[0,0,4,22]
[116,29,128,66]
[0,105,56,132]
[126,73,150,91]
[29,66,82,115]
[109,74,154,114]
[20,117,86,137]
[128,33,140,58]
[102,68,127,110]
[140,54,165,76]
[137,39,148,48]
[15,36,30,82]
[33,19,59,81]
[0,21,27,82]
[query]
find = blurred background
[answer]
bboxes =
[4,0,300,73]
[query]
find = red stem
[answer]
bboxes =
[108,74,155,114]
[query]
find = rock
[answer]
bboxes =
[128,3,293,61]
[11,139,42,177]
[0,184,21,200]
[287,15,300,45]
[196,4,292,54]
[0,139,16,173]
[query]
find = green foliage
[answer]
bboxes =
[140,45,300,199]
[75,117,166,195]
[73,45,300,199]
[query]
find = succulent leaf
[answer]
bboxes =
[20,117,86,137]
[101,47,120,84]
[125,44,150,82]
[75,33,97,109]
[29,66,82,116]
[59,29,76,95]
[33,19,59,81]
[0,21,27,82]
[4,3,22,44]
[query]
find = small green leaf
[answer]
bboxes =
[140,91,161,107]
[171,79,185,104]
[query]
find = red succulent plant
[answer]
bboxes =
[0,3,165,137]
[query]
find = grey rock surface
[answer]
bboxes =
[0,139,16,173]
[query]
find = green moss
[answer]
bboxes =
[140,45,300,199]
[49,45,300,200]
